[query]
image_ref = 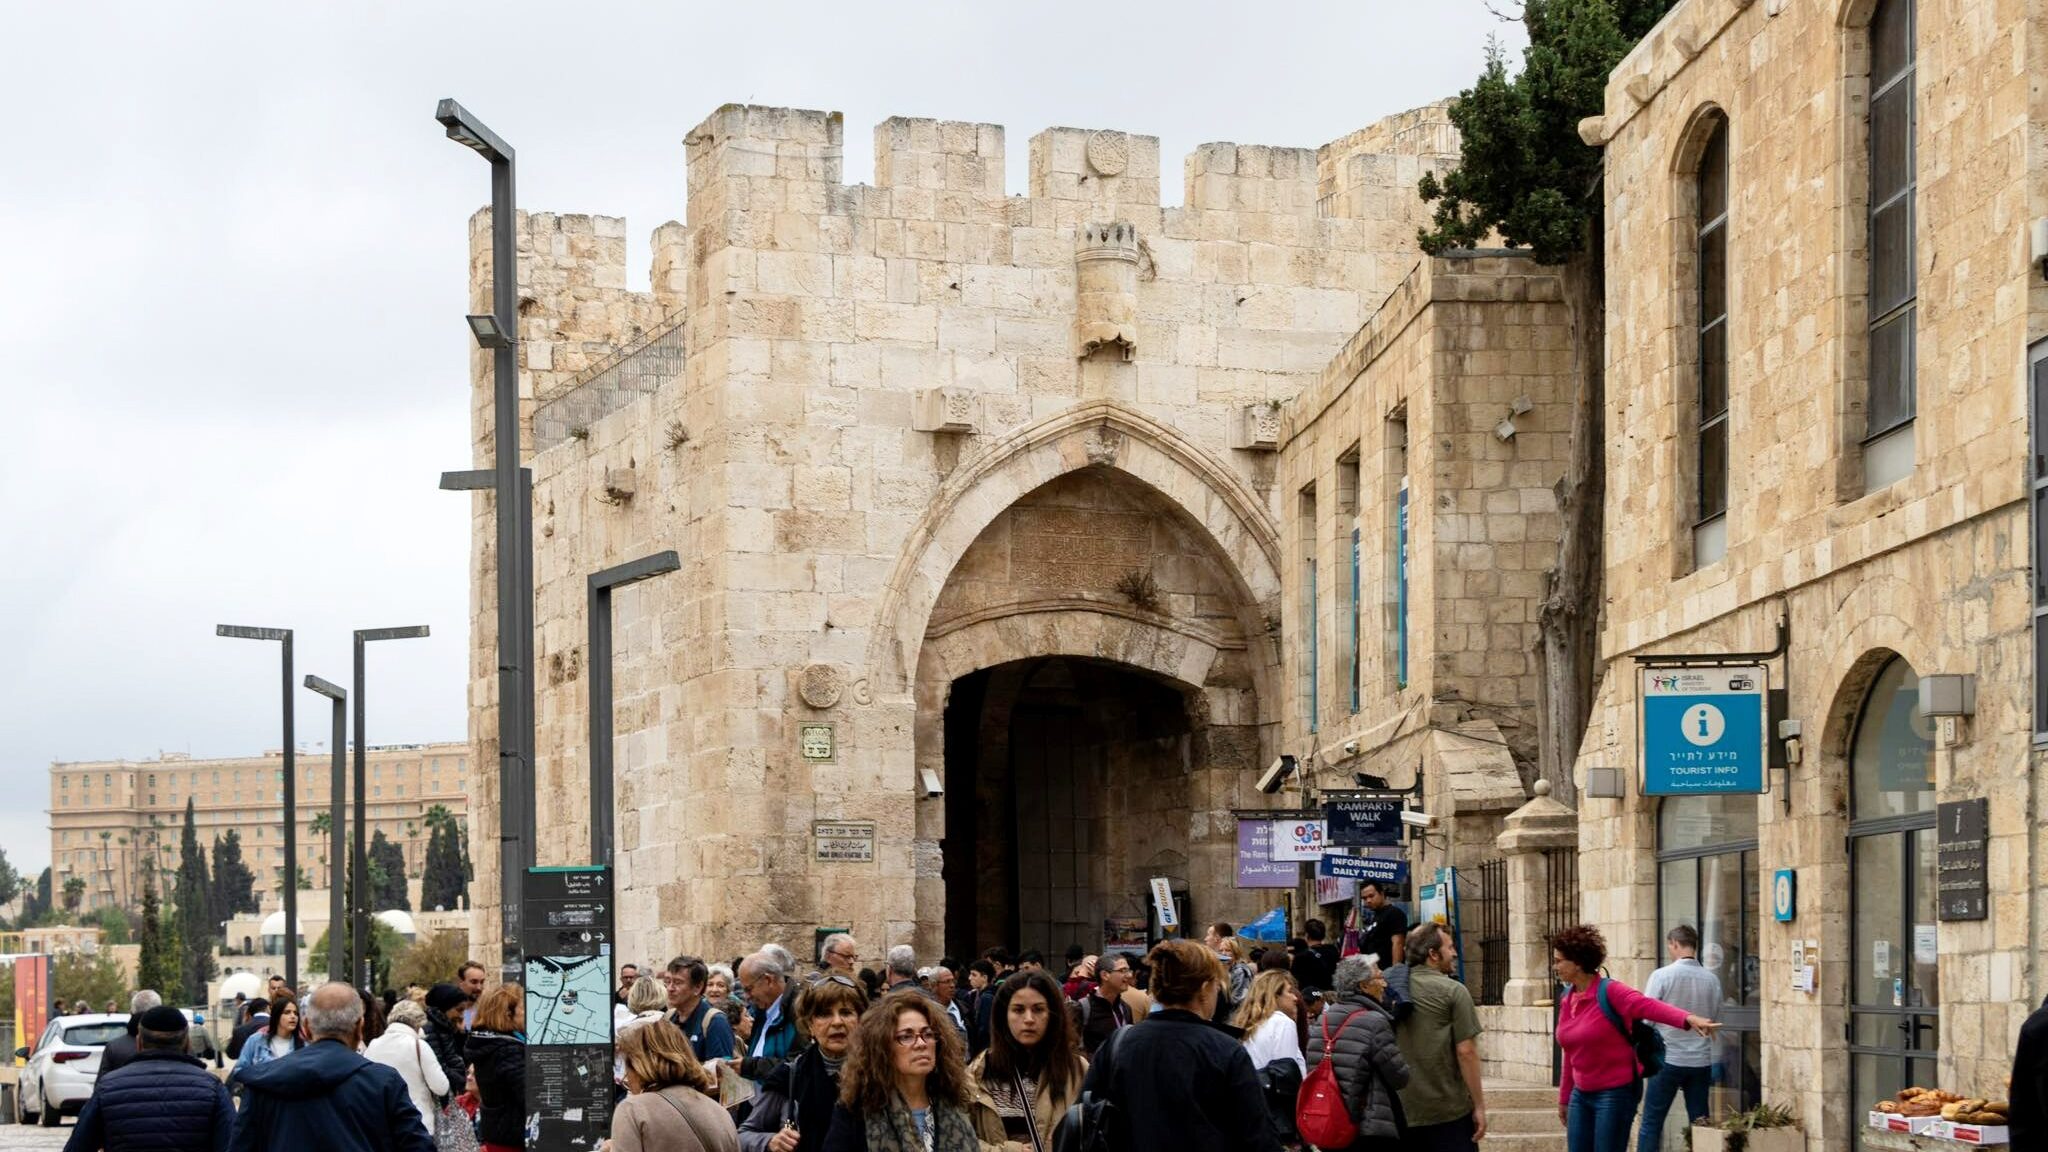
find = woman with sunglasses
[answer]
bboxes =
[739,975,868,1152]
[966,970,1084,1152]
[821,990,983,1152]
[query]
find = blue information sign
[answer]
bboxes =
[1317,853,1410,884]
[1324,792,1405,847]
[1639,665,1769,795]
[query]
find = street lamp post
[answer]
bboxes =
[587,552,680,865]
[435,99,534,978]
[216,624,297,992]
[303,675,348,983]
[352,626,429,990]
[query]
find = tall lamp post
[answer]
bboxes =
[302,675,349,983]
[352,625,429,989]
[216,624,297,992]
[435,98,534,977]
[588,552,680,865]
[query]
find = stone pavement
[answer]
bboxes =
[0,1120,70,1151]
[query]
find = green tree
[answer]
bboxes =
[61,876,86,914]
[390,927,469,993]
[18,866,54,927]
[370,830,409,912]
[0,845,22,913]
[311,810,333,889]
[420,820,466,913]
[210,831,258,919]
[312,918,406,992]
[136,864,181,999]
[90,904,135,945]
[1417,0,1674,802]
[172,800,216,1004]
[53,951,129,1011]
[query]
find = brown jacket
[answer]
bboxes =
[610,1084,740,1152]
[965,1052,1087,1151]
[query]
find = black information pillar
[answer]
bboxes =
[522,866,615,1151]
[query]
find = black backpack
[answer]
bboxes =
[1594,978,1666,1080]
[1053,1027,1121,1152]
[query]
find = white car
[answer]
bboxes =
[13,1012,129,1127]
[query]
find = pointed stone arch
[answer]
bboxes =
[865,400,1283,703]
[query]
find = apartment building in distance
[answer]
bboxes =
[48,741,469,912]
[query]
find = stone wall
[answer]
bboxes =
[1580,0,2048,1145]
[467,100,1470,966]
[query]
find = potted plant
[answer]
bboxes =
[1691,1103,1801,1152]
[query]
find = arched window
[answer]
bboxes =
[1656,792,1759,1113]
[1864,0,1917,490]
[1847,656,1936,1146]
[1694,115,1731,565]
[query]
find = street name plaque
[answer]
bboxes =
[1935,798,1988,921]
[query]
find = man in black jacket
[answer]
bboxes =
[65,1006,233,1152]
[226,997,271,1060]
[93,989,163,1085]
[229,982,433,1152]
[2012,995,2048,1146]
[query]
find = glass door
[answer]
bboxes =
[1847,657,1936,1149]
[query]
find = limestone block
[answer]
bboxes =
[912,386,980,434]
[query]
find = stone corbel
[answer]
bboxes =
[913,386,980,434]
[1235,402,1282,452]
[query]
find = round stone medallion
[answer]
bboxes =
[798,662,844,709]
[1085,131,1128,177]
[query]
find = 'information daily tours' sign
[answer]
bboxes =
[523,866,615,1152]
[1639,665,1768,795]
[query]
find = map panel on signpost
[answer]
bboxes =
[523,866,614,1151]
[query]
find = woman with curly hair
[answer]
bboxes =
[821,990,983,1152]
[966,969,1086,1151]
[611,1016,740,1151]
[1549,925,1720,1152]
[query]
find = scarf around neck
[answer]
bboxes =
[861,1090,979,1152]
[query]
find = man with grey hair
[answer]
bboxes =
[736,949,801,1085]
[816,932,859,980]
[761,942,798,976]
[884,944,922,996]
[1639,924,1723,1152]
[229,982,434,1152]
[95,989,165,1081]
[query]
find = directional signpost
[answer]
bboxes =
[523,866,614,1151]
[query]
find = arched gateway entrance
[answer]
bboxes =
[886,404,1284,958]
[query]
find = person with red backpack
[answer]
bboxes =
[1549,925,1721,1152]
[1302,955,1410,1151]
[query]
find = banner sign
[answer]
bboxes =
[1236,820,1299,888]
[523,866,615,1151]
[1324,792,1406,847]
[1149,877,1178,929]
[1268,818,1328,862]
[13,955,50,1065]
[1315,876,1358,906]
[1317,853,1410,884]
[1640,665,1768,794]
[1103,917,1151,952]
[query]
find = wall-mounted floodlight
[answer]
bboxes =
[1918,674,1976,718]
[466,314,513,349]
[1584,766,1626,799]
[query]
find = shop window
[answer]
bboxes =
[1656,792,1760,1114]
[1863,0,1917,491]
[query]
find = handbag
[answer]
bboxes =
[1594,978,1666,1080]
[434,1100,480,1152]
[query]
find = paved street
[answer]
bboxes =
[0,1122,70,1150]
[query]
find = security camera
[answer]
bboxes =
[1256,755,1298,795]
[919,769,944,798]
[1400,809,1437,830]
[1341,740,1359,756]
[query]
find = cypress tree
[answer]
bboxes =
[210,830,258,919]
[172,800,216,1003]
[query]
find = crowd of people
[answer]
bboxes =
[54,913,2048,1152]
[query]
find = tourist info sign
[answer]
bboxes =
[523,866,615,1152]
[1639,665,1768,795]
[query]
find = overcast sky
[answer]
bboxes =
[0,2,1524,876]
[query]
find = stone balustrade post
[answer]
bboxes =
[1496,779,1579,1007]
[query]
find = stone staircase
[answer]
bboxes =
[1481,1080,1566,1152]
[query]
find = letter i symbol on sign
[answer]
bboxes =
[1695,708,1710,738]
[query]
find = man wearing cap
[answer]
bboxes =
[229,982,434,1152]
[65,1006,233,1152]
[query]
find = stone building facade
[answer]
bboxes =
[48,742,470,912]
[460,101,1506,968]
[1571,0,2048,1147]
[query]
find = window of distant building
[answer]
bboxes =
[1863,0,1916,491]
[1299,484,1319,733]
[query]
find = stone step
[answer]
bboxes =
[1488,1105,1565,1134]
[1477,1132,1565,1152]
[1486,1082,1562,1110]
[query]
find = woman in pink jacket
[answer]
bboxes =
[1549,925,1720,1152]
